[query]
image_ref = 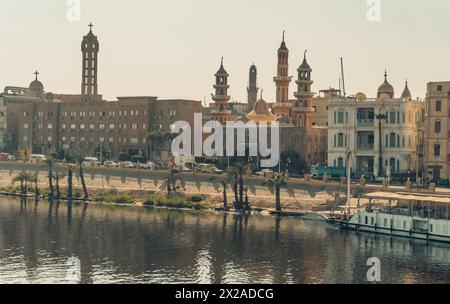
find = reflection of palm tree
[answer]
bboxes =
[78,158,89,201]
[67,166,73,203]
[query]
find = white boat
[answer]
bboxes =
[337,191,450,243]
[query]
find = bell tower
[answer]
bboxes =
[211,57,232,123]
[273,31,292,116]
[292,50,314,128]
[81,23,99,102]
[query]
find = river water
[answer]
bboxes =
[0,197,449,284]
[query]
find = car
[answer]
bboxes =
[103,160,119,168]
[256,169,274,177]
[119,161,136,168]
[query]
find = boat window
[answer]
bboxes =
[371,217,374,225]
[430,224,433,233]
[365,216,368,225]
[384,219,387,227]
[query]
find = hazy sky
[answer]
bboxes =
[1,0,449,104]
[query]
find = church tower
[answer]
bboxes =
[81,23,99,102]
[247,64,259,112]
[273,31,292,116]
[211,58,232,123]
[292,51,314,128]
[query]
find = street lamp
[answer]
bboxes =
[375,113,387,177]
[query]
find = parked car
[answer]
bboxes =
[83,157,101,167]
[256,169,274,177]
[103,160,119,168]
[119,161,136,168]
[30,154,47,163]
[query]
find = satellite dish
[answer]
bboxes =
[356,92,366,102]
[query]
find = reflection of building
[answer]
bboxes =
[425,81,450,182]
[327,73,424,178]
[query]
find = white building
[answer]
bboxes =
[327,72,425,178]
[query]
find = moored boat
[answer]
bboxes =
[336,191,450,243]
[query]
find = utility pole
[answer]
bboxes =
[375,113,387,176]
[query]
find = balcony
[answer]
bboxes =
[357,144,374,151]
[357,119,374,128]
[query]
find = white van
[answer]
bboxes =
[30,154,47,163]
[83,157,100,167]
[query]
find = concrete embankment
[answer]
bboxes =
[0,161,440,211]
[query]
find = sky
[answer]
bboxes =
[0,0,449,104]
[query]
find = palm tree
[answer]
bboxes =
[12,172,35,197]
[33,174,39,200]
[78,158,88,201]
[67,165,73,203]
[244,186,250,211]
[215,179,229,211]
[227,162,247,210]
[46,158,54,201]
[264,172,287,212]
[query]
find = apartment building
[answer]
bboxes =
[328,73,424,178]
[425,82,450,182]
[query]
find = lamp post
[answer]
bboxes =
[375,113,387,177]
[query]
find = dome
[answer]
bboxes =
[246,93,276,123]
[299,51,311,70]
[215,57,228,76]
[377,71,394,99]
[29,80,43,92]
[401,80,412,99]
[275,115,292,125]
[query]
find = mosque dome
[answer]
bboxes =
[377,71,394,99]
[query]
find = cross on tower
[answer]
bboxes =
[34,70,39,80]
[88,23,94,32]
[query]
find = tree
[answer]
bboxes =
[46,158,54,201]
[215,179,229,211]
[67,165,73,203]
[12,172,35,196]
[79,160,88,201]
[227,162,247,210]
[264,172,288,212]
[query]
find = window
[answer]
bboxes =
[130,138,139,144]
[80,124,86,129]
[99,124,105,129]
[48,124,53,130]
[109,137,114,143]
[436,100,442,112]
[435,121,441,134]
[389,111,396,124]
[70,124,76,129]
[89,124,95,130]
[131,123,138,129]
[434,144,441,157]
[437,85,443,92]
[23,124,29,129]
[389,133,396,148]
[109,124,115,130]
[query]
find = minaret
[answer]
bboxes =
[247,64,259,112]
[292,50,314,128]
[81,23,99,102]
[211,57,232,123]
[273,31,292,116]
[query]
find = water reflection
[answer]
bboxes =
[0,198,449,284]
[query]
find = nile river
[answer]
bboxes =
[0,198,449,284]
